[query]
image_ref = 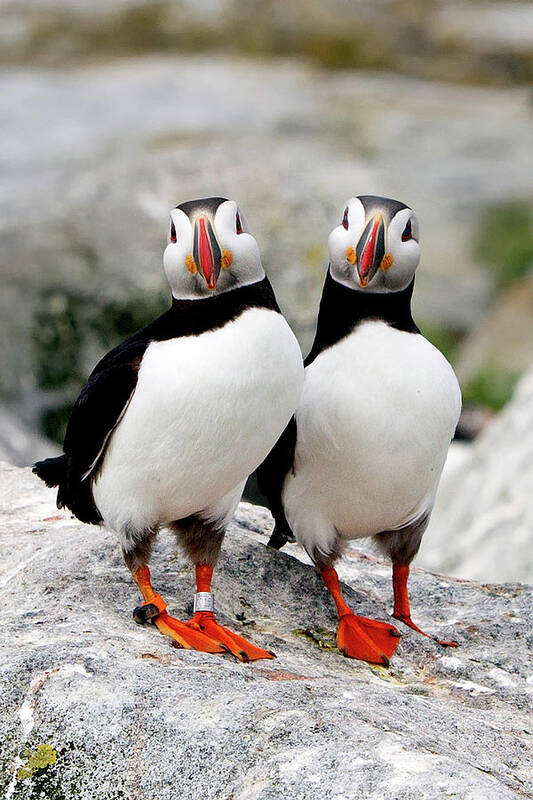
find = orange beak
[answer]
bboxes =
[355,213,386,288]
[193,216,222,290]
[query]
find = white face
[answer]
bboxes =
[163,199,265,299]
[328,196,421,293]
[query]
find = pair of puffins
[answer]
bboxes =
[34,195,461,665]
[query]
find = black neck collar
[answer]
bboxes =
[126,277,280,348]
[171,276,278,312]
[305,269,419,366]
[142,276,280,340]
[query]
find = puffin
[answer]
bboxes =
[258,195,461,666]
[33,197,304,662]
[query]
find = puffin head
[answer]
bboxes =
[163,197,264,299]
[328,195,420,293]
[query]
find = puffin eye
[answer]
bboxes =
[401,220,412,242]
[342,207,349,230]
[236,212,243,234]
[170,221,177,243]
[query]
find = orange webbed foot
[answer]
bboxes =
[392,564,458,647]
[132,594,225,653]
[132,564,274,661]
[337,613,401,665]
[187,612,275,662]
[133,603,225,653]
[321,566,401,666]
[392,612,458,648]
[154,611,227,653]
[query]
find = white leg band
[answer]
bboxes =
[194,592,214,613]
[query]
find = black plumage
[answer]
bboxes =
[306,271,419,367]
[258,192,461,664]
[256,269,419,548]
[34,277,280,525]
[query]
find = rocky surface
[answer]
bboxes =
[1,463,531,799]
[454,273,533,385]
[2,0,533,85]
[422,367,533,585]
[0,406,59,468]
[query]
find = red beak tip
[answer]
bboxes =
[358,215,384,285]
[197,217,216,288]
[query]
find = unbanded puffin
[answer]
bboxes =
[34,197,304,661]
[258,195,461,665]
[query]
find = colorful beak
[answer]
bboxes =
[193,216,222,290]
[355,213,386,288]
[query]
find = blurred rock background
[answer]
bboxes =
[1,0,532,581]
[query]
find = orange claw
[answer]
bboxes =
[132,565,225,653]
[337,613,400,665]
[391,611,458,648]
[392,563,458,647]
[321,566,401,665]
[155,612,226,653]
[187,612,275,663]
[189,565,275,662]
[132,564,274,661]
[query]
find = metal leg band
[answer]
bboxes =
[194,592,214,613]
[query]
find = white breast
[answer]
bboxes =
[283,320,461,552]
[93,307,303,534]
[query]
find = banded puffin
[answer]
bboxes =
[258,195,461,666]
[34,197,304,662]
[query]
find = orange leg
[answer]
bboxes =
[132,565,224,653]
[321,567,400,666]
[186,565,275,663]
[392,563,458,647]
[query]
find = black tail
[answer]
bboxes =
[32,454,67,488]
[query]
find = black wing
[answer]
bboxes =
[33,338,147,524]
[33,278,281,525]
[256,416,297,549]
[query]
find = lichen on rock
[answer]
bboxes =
[16,744,57,781]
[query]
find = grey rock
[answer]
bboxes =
[422,367,533,583]
[432,3,533,53]
[454,273,533,385]
[1,463,531,799]
[0,406,58,467]
[3,0,533,86]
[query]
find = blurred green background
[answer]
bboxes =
[1,0,533,464]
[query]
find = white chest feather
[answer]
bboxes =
[93,308,303,533]
[283,320,461,546]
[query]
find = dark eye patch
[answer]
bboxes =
[401,219,412,241]
[342,207,349,230]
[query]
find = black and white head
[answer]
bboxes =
[328,195,420,293]
[163,197,265,299]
